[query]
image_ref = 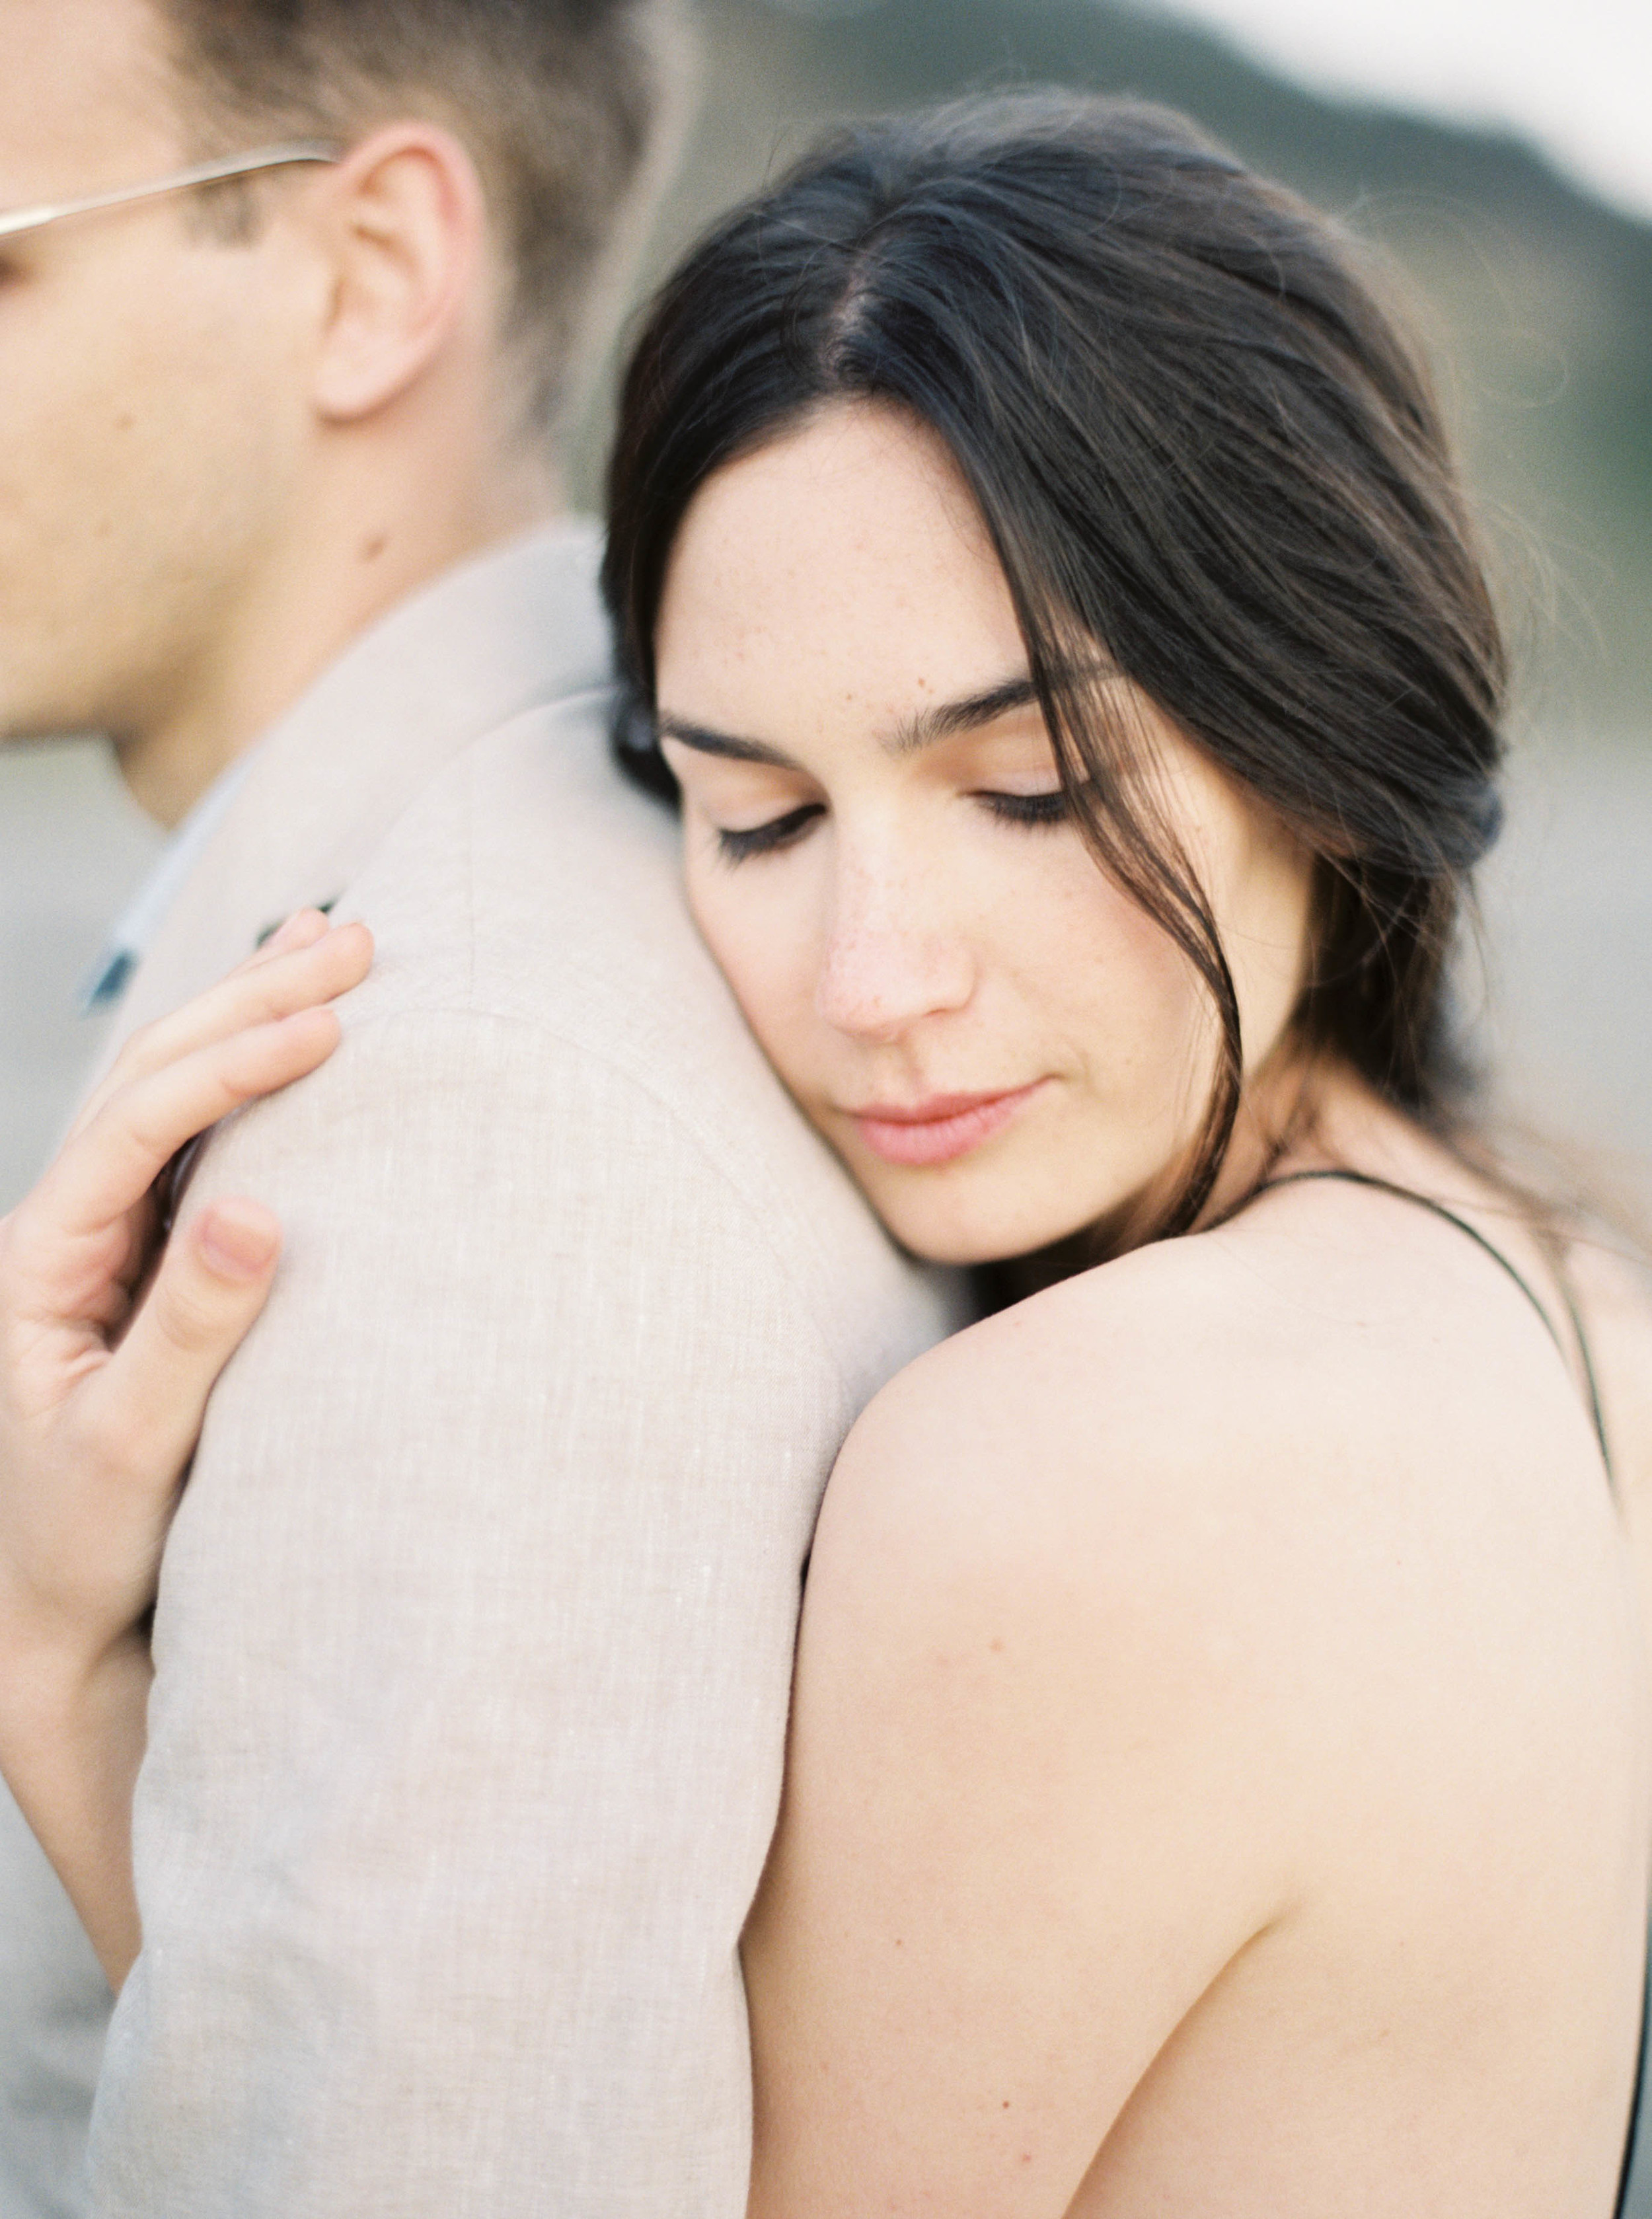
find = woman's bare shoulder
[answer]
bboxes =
[800,1217,1573,1990]
[819,1226,1403,1672]
[836,1216,1411,1507]
[819,1201,1615,1701]
[765,1243,1400,2219]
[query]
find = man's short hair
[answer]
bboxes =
[159,0,684,433]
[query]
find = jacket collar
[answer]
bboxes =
[104,517,612,1039]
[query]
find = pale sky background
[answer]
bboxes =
[1144,0,1652,223]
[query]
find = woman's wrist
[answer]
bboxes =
[0,1626,151,1988]
[0,1595,148,1738]
[0,1628,153,1826]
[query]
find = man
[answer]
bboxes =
[0,4,954,2212]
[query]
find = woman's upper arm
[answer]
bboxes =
[743,1316,1310,2219]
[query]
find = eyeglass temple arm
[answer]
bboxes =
[0,143,342,243]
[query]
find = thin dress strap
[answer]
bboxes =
[1260,1166,1645,2217]
[1258,1168,1615,1487]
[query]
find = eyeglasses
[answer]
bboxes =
[0,142,342,244]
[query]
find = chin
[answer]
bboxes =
[856,1174,1091,1270]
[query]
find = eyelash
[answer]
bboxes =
[713,788,1070,864]
[715,804,825,863]
[980,789,1070,829]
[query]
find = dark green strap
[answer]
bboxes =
[1618,1943,1652,2219]
[1554,1269,1614,1495]
[1261,1165,1643,2208]
[1258,1168,1614,1489]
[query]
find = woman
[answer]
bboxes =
[3,92,1651,2215]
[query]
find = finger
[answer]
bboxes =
[91,919,369,1099]
[71,921,371,1135]
[19,1008,344,1261]
[256,908,332,961]
[67,920,352,1143]
[78,1198,281,1493]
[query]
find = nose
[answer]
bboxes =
[814,845,976,1043]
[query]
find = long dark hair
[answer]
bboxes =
[603,91,1508,1242]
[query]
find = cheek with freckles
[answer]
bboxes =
[680,820,831,1067]
[647,399,1314,1264]
[680,809,1226,1267]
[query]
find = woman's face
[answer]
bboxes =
[654,402,1314,1265]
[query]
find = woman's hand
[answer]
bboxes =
[0,909,373,1985]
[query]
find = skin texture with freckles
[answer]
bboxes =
[657,402,1316,1265]
[656,402,1652,2217]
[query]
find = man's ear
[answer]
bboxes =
[308,124,490,422]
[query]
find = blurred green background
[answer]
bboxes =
[3,0,1649,1209]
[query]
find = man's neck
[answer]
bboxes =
[118,456,562,829]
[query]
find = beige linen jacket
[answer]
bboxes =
[0,526,956,2217]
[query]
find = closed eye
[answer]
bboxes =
[716,802,826,864]
[977,789,1070,829]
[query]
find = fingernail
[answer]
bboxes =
[198,1199,280,1281]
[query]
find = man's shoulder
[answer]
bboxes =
[336,696,835,1199]
[211,702,962,1382]
[339,686,698,1039]
[103,525,619,1041]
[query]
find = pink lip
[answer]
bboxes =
[848,1082,1046,1168]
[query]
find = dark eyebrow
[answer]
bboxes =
[654,715,798,769]
[656,675,1044,771]
[887,675,1041,755]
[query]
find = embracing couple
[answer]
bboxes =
[3,3,1652,2215]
